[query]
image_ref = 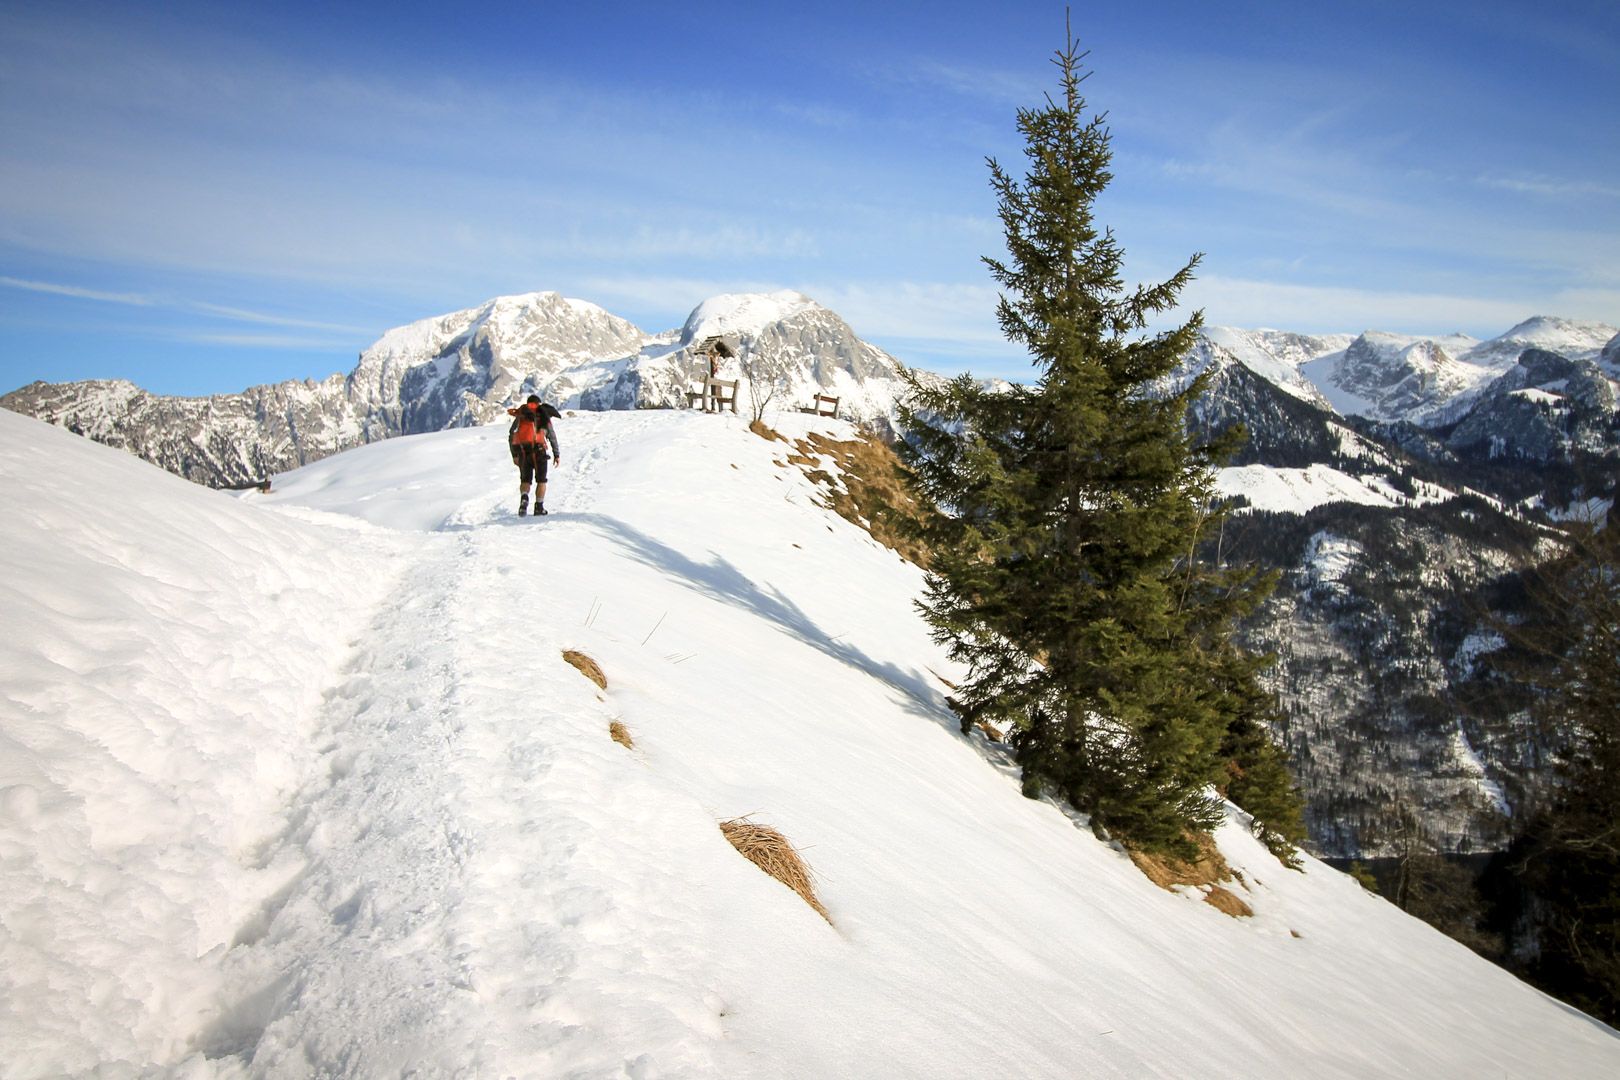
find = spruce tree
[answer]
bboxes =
[900,33,1300,860]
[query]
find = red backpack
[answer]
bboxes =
[508,402,559,448]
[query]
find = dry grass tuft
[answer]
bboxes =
[562,649,607,690]
[1203,885,1255,918]
[719,818,831,924]
[609,720,634,748]
[749,419,787,443]
[1129,832,1253,919]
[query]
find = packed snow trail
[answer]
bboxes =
[205,525,737,1075]
[5,408,1620,1078]
[197,410,865,1076]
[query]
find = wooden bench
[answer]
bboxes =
[799,393,840,418]
[686,377,738,414]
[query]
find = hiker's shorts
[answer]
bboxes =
[515,444,549,485]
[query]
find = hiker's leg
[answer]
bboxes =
[519,449,536,494]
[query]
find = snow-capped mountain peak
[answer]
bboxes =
[1459,314,1619,371]
[1292,330,1484,424]
[679,289,823,343]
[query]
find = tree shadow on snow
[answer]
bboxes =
[568,511,960,735]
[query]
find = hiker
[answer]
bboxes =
[507,394,561,516]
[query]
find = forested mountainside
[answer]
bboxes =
[5,292,1617,858]
[1181,326,1616,857]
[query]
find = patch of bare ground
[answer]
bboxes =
[1129,832,1254,918]
[609,721,634,749]
[783,430,933,567]
[719,817,831,924]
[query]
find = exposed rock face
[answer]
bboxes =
[0,374,363,486]
[1325,333,1477,423]
[1186,334,1615,858]
[1602,331,1620,374]
[1446,349,1619,461]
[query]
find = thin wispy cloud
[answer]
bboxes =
[1184,275,1598,337]
[1,276,154,306]
[876,58,1045,108]
[177,331,358,350]
[1,276,370,335]
[795,280,1006,345]
[189,302,368,333]
[1475,174,1620,201]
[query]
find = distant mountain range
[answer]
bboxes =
[5,292,1618,858]
[1,291,910,487]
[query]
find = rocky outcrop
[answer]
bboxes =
[1446,349,1618,461]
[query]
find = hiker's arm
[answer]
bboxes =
[546,420,560,461]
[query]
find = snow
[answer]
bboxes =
[1547,496,1613,527]
[681,290,820,342]
[1453,629,1507,678]
[1196,327,1332,403]
[1460,316,1620,371]
[1509,387,1566,406]
[1217,462,1430,514]
[4,406,1619,1078]
[1298,348,1375,417]
[1449,723,1511,817]
[1301,531,1364,600]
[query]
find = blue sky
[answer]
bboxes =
[2,0,1616,395]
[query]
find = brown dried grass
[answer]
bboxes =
[749,419,787,443]
[562,649,607,690]
[719,818,831,924]
[786,431,933,567]
[1203,885,1254,918]
[1129,832,1254,919]
[609,721,634,749]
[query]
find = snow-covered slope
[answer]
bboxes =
[1197,326,1351,407]
[4,406,1617,1078]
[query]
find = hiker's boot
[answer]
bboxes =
[518,493,529,517]
[535,503,548,516]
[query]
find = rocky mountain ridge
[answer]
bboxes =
[1,290,911,486]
